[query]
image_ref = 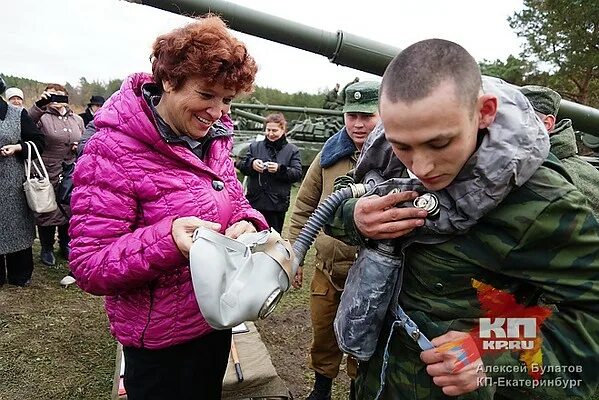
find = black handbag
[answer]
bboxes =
[57,161,75,205]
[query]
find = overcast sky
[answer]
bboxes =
[3,0,525,94]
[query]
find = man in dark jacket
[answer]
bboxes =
[521,85,599,218]
[238,113,303,233]
[79,95,105,127]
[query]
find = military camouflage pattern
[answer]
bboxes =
[582,133,599,149]
[550,119,599,219]
[520,85,562,116]
[343,81,380,114]
[327,160,599,399]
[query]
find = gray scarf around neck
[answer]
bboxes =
[354,76,549,234]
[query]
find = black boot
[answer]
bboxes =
[38,225,56,266]
[58,224,70,260]
[349,379,356,400]
[306,372,332,400]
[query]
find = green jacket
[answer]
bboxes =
[327,161,599,399]
[550,119,599,219]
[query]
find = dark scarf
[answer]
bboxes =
[265,135,288,150]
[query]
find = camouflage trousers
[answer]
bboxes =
[355,321,495,400]
[309,268,358,379]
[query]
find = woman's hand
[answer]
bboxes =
[172,217,221,258]
[225,220,256,239]
[0,144,22,157]
[252,159,265,173]
[266,162,279,173]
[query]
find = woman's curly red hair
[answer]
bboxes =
[151,15,257,94]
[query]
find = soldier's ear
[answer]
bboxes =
[477,94,498,130]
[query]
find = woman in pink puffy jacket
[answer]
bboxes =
[69,16,267,400]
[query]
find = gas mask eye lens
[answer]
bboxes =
[259,288,283,319]
[413,193,440,218]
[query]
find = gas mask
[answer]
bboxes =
[189,227,295,330]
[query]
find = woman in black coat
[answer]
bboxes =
[238,113,302,233]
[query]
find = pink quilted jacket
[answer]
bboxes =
[69,73,267,349]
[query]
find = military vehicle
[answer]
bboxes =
[127,0,599,147]
[229,103,343,170]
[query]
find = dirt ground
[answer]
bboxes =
[0,243,349,400]
[256,248,351,399]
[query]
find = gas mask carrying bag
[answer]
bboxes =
[23,141,57,213]
[189,227,295,330]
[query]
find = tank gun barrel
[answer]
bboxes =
[128,0,599,134]
[231,103,343,116]
[231,108,266,123]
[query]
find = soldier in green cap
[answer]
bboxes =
[288,80,381,400]
[521,85,599,218]
[326,39,599,399]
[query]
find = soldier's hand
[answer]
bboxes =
[252,159,265,173]
[354,191,427,240]
[292,266,303,289]
[420,331,485,397]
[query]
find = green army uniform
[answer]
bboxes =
[288,81,380,383]
[329,159,599,399]
[326,80,599,399]
[323,86,339,109]
[521,85,599,219]
[581,133,599,156]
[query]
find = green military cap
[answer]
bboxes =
[582,133,599,149]
[520,85,562,116]
[343,81,380,114]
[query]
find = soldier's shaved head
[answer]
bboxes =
[381,39,482,112]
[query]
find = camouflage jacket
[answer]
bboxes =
[326,76,599,400]
[327,158,599,399]
[550,119,599,219]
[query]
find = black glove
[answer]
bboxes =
[35,95,51,109]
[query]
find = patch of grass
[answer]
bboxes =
[0,243,114,400]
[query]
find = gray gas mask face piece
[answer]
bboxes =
[189,227,295,330]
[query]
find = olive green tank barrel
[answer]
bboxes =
[232,103,343,116]
[128,0,398,76]
[128,0,599,135]
[231,108,266,123]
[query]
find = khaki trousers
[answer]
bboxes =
[308,267,357,379]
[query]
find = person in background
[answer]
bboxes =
[238,112,303,233]
[79,95,105,127]
[521,85,599,218]
[336,77,359,107]
[288,81,381,400]
[323,83,339,109]
[0,76,45,286]
[5,87,24,108]
[29,84,84,280]
[69,16,267,400]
